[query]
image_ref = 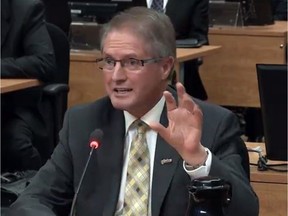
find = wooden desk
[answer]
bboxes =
[1,79,41,94]
[69,49,103,107]
[69,46,221,107]
[246,142,287,216]
[200,21,287,107]
[176,46,222,62]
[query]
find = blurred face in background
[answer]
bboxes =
[101,28,174,118]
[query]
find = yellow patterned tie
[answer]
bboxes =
[123,120,150,216]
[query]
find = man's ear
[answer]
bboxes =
[161,56,175,80]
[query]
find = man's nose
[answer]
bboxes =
[112,62,127,80]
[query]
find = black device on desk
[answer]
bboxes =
[176,38,203,48]
[68,0,136,50]
[256,64,287,161]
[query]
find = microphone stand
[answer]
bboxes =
[69,147,96,216]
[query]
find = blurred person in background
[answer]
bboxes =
[1,0,56,171]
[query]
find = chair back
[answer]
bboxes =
[46,22,70,85]
[44,22,70,146]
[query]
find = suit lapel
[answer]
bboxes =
[151,105,181,216]
[97,110,126,216]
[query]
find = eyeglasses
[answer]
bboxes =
[95,57,163,72]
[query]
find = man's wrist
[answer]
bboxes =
[184,150,209,170]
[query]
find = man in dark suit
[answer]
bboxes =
[6,7,258,216]
[1,0,56,171]
[136,0,209,99]
[167,0,209,100]
[133,0,208,43]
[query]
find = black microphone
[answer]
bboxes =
[69,129,104,216]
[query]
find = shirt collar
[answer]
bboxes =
[124,96,165,133]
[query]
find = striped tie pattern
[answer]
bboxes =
[151,0,164,13]
[123,120,150,216]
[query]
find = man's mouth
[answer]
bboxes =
[114,88,132,93]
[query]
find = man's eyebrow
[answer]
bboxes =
[102,53,112,57]
[102,53,139,59]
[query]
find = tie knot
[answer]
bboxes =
[151,0,164,13]
[134,120,149,134]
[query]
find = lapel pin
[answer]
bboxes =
[161,158,173,165]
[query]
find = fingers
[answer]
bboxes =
[164,82,203,120]
[163,91,177,112]
[176,82,197,114]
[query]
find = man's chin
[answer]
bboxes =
[110,99,130,111]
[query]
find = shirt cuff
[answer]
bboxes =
[183,148,212,180]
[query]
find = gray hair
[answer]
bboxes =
[99,6,176,59]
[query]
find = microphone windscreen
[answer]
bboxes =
[89,129,104,148]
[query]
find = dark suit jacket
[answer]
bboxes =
[166,0,209,43]
[6,87,259,216]
[1,0,57,165]
[1,0,56,82]
[1,0,56,109]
